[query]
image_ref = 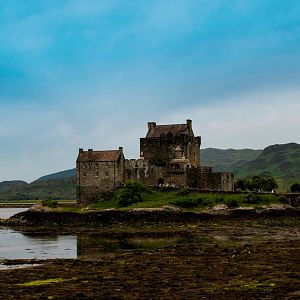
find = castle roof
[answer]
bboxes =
[77,150,122,162]
[146,124,191,138]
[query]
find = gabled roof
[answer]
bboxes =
[77,150,122,162]
[146,124,191,138]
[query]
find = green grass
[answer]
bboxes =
[89,187,280,211]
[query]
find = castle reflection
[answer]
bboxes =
[77,234,180,260]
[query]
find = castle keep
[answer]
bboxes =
[77,120,234,205]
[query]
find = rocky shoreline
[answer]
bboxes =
[1,206,299,227]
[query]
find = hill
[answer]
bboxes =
[35,168,76,182]
[0,180,28,191]
[201,148,262,173]
[235,143,300,191]
[0,177,76,201]
[235,143,300,178]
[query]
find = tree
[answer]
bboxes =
[290,183,300,193]
[235,174,278,192]
[235,179,246,191]
[118,181,149,207]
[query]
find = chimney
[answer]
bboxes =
[119,147,123,153]
[148,122,156,129]
[88,149,93,152]
[186,119,192,129]
[79,148,83,154]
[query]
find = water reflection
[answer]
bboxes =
[0,227,77,259]
[0,227,180,261]
[77,235,179,260]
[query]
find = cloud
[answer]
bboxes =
[165,87,300,149]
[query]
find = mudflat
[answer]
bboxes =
[0,212,299,299]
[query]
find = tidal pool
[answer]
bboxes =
[0,227,77,260]
[0,227,180,261]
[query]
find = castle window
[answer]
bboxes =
[95,172,99,178]
[105,171,109,178]
[95,163,98,168]
[82,172,86,177]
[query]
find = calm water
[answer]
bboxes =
[0,227,179,261]
[0,208,28,219]
[0,227,77,260]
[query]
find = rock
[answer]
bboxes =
[211,204,228,211]
[129,205,181,213]
[28,204,53,212]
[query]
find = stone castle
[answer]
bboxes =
[76,120,234,205]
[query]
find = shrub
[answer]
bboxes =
[118,181,149,207]
[290,183,300,193]
[226,199,239,208]
[245,193,261,204]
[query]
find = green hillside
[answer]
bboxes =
[235,143,300,191]
[201,148,262,173]
[0,177,76,201]
[35,168,76,182]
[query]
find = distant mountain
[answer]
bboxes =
[0,177,76,201]
[201,148,262,173]
[235,143,300,179]
[0,180,28,191]
[35,169,76,182]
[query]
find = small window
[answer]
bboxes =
[82,172,87,177]
[95,172,99,178]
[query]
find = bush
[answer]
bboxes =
[245,193,261,204]
[118,181,149,207]
[290,183,300,193]
[226,199,239,208]
[42,199,58,208]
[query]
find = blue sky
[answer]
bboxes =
[0,0,300,182]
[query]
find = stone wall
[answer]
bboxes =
[140,135,201,167]
[187,168,234,191]
[77,157,125,206]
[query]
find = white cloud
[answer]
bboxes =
[164,87,300,149]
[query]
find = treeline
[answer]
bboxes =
[235,175,300,193]
[235,175,278,192]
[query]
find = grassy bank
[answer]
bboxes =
[89,184,282,211]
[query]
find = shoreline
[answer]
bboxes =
[1,206,299,227]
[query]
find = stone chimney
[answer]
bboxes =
[148,122,156,129]
[79,148,83,154]
[186,119,192,129]
[88,149,93,152]
[119,147,123,153]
